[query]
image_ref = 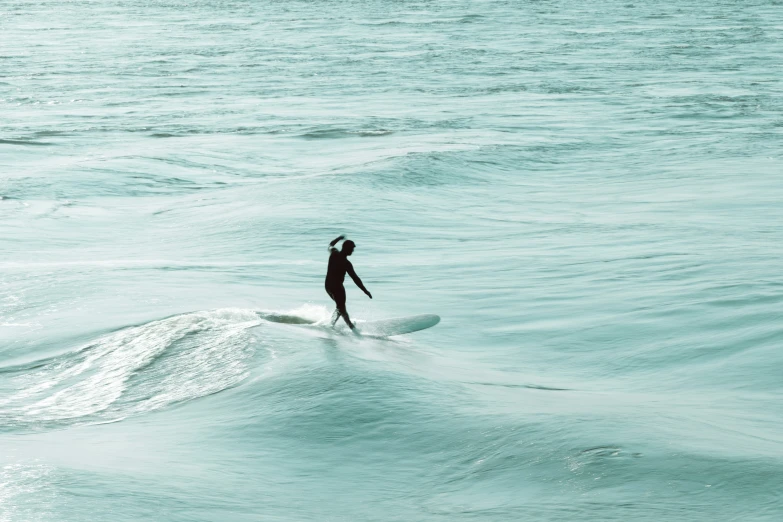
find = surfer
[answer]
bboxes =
[325,235,372,330]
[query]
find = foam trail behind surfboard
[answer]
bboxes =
[257,304,330,325]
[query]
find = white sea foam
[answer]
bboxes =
[1,310,263,426]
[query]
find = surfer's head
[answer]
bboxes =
[342,240,355,256]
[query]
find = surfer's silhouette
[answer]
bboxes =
[325,235,372,330]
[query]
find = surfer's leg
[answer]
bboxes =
[326,285,340,327]
[333,286,354,330]
[330,308,341,327]
[326,285,353,329]
[339,306,355,330]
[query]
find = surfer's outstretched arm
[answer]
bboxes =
[328,235,345,253]
[347,264,372,299]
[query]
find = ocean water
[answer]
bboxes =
[2,0,782,520]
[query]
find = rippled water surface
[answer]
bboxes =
[2,0,783,520]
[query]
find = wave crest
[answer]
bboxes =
[0,309,263,431]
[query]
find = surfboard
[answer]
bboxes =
[355,314,440,336]
[259,311,440,336]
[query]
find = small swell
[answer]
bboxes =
[0,139,54,147]
[299,128,394,140]
[469,382,571,391]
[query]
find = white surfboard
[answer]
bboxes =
[355,314,440,336]
[259,311,440,336]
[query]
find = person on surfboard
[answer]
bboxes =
[326,235,372,330]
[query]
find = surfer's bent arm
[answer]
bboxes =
[347,264,372,298]
[328,235,345,253]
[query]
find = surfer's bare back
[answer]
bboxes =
[325,235,372,330]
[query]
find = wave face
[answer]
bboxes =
[2,0,783,520]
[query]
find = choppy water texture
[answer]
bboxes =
[2,0,783,520]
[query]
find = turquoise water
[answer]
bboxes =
[2,0,783,519]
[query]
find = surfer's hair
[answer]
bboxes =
[342,240,355,250]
